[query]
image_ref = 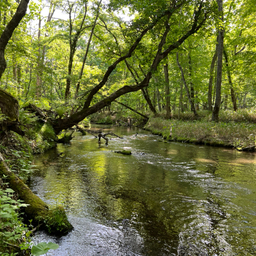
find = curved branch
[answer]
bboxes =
[52,2,208,134]
[0,0,30,78]
[82,5,182,110]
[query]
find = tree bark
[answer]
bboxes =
[223,48,237,111]
[65,2,88,100]
[75,0,101,99]
[36,1,56,99]
[208,48,217,110]
[164,63,171,118]
[0,0,30,78]
[188,49,196,112]
[176,53,198,117]
[0,88,19,121]
[36,11,42,98]
[179,79,184,114]
[212,0,224,122]
[156,86,162,112]
[124,59,157,115]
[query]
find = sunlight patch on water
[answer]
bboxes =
[195,158,218,164]
[167,149,178,155]
[31,127,256,255]
[232,158,256,164]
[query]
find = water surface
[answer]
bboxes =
[30,126,256,255]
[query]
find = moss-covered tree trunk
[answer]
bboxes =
[0,153,73,235]
[0,89,24,137]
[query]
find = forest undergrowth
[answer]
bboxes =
[145,109,256,151]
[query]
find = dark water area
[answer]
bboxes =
[30,126,256,255]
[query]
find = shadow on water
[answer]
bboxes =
[30,126,256,255]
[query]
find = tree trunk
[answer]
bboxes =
[36,12,42,98]
[188,49,196,112]
[156,86,162,112]
[124,58,157,115]
[65,2,87,100]
[164,63,171,119]
[223,48,237,111]
[141,88,157,115]
[0,0,30,79]
[0,88,19,121]
[36,2,56,99]
[75,1,101,99]
[208,48,217,110]
[176,53,198,117]
[179,79,184,114]
[212,0,224,122]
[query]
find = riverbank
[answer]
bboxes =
[144,117,256,152]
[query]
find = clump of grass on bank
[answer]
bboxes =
[145,117,256,150]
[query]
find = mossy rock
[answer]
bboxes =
[114,150,132,155]
[44,206,73,236]
[40,123,57,142]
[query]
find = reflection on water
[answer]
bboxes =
[30,126,256,255]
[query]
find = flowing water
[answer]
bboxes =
[30,126,256,255]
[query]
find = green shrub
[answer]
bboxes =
[0,187,31,255]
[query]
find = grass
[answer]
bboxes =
[145,116,256,151]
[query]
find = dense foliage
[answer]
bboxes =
[0,0,254,126]
[0,1,255,254]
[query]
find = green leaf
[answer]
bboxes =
[31,242,59,256]
[5,188,14,193]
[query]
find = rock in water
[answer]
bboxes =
[114,150,132,155]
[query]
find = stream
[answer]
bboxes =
[30,126,256,255]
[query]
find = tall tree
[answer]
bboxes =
[212,0,224,121]
[208,48,217,111]
[65,0,88,100]
[75,0,102,99]
[176,52,198,117]
[51,1,209,133]
[223,47,237,111]
[164,63,171,118]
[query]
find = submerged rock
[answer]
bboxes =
[114,150,132,155]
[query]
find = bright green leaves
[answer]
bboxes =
[31,242,59,256]
[0,187,31,254]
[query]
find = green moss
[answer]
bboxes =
[0,157,73,236]
[114,150,132,155]
[40,123,57,142]
[44,206,73,235]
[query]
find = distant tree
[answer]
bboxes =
[212,0,224,122]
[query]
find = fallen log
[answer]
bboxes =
[0,153,73,236]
